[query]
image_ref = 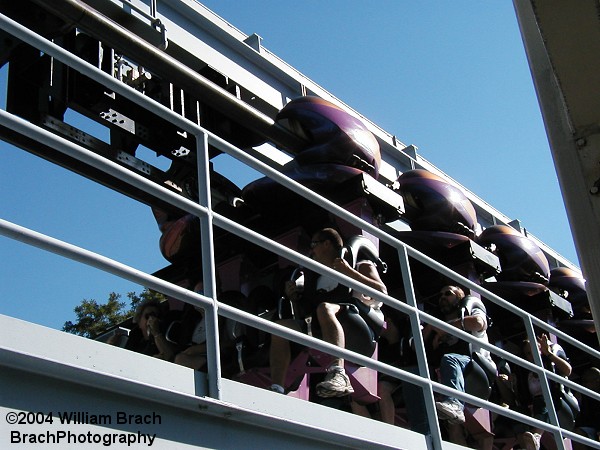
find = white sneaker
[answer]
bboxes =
[522,431,541,450]
[435,400,465,424]
[315,368,354,397]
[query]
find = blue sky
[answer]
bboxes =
[0,2,577,331]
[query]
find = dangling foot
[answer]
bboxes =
[435,400,465,424]
[316,366,354,398]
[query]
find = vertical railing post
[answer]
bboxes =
[196,130,222,400]
[522,315,566,450]
[397,244,441,450]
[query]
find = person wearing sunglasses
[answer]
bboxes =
[269,227,387,397]
[422,285,491,427]
[119,297,177,361]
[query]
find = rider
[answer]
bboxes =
[423,285,493,425]
[269,227,387,397]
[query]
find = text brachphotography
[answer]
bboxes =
[11,430,157,447]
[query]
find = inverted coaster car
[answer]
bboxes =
[242,96,404,227]
[275,96,381,179]
[549,267,589,317]
[477,225,549,284]
[479,226,573,331]
[394,169,477,237]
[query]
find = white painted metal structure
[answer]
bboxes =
[0,1,599,449]
[514,0,600,343]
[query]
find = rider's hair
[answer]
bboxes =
[315,227,343,253]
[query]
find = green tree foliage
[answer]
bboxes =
[62,289,165,338]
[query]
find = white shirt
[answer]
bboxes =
[191,317,206,345]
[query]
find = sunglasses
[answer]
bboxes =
[439,290,455,297]
[144,312,157,320]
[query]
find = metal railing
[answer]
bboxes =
[1,7,599,450]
